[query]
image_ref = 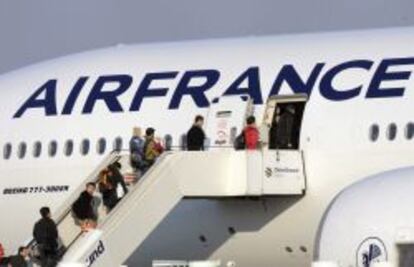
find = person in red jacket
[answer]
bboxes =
[244,116,260,150]
[0,243,5,264]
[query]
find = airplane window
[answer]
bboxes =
[405,123,414,140]
[369,124,380,142]
[164,135,172,151]
[387,123,397,141]
[180,134,187,151]
[49,141,58,157]
[97,138,106,155]
[113,137,123,152]
[33,141,42,158]
[64,140,74,157]
[3,143,12,160]
[18,142,27,159]
[80,139,90,156]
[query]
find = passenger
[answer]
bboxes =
[8,247,31,267]
[154,137,165,155]
[143,128,162,168]
[0,256,9,267]
[32,207,58,267]
[98,170,118,213]
[269,107,281,149]
[72,183,97,223]
[108,162,128,197]
[0,257,9,267]
[0,243,4,262]
[129,127,145,170]
[274,105,295,149]
[244,116,260,150]
[0,243,10,267]
[186,115,206,151]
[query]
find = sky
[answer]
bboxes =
[0,0,414,74]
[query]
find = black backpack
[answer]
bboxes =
[234,131,246,150]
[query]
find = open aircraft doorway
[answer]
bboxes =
[263,94,308,150]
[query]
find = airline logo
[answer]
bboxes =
[356,237,387,267]
[13,57,414,118]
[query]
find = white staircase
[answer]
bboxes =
[29,149,306,267]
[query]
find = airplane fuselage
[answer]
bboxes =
[1,27,414,266]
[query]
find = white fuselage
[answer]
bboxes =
[1,27,414,266]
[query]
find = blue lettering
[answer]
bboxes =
[13,79,58,118]
[86,240,105,267]
[62,77,89,115]
[270,63,324,97]
[366,57,414,98]
[82,75,132,114]
[320,60,373,101]
[223,67,263,104]
[169,69,219,109]
[14,57,414,118]
[130,72,178,111]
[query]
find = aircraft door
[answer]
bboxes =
[263,95,307,150]
[260,94,308,195]
[206,96,253,149]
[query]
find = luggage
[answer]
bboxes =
[234,131,246,150]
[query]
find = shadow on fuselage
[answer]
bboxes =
[126,196,302,266]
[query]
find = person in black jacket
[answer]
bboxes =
[98,169,118,213]
[274,105,296,149]
[72,183,97,222]
[108,162,128,197]
[8,247,30,267]
[186,115,206,151]
[33,207,58,267]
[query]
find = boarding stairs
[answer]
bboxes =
[28,94,309,267]
[26,147,306,267]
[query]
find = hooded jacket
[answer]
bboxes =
[33,217,58,251]
[72,191,95,220]
[186,125,205,151]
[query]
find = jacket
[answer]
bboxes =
[33,217,58,251]
[72,191,95,220]
[186,126,205,151]
[108,164,128,195]
[129,136,144,154]
[8,255,27,267]
[244,126,259,150]
[144,138,160,163]
[274,110,295,148]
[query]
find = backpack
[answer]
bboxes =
[130,137,144,155]
[234,131,246,150]
[130,138,145,168]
